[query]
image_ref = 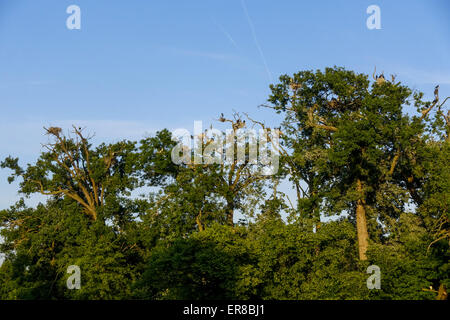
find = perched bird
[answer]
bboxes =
[289,77,302,91]
[432,85,440,103]
[275,127,283,136]
[328,98,338,109]
[233,120,244,131]
[376,73,385,85]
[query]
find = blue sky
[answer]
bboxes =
[0,0,449,211]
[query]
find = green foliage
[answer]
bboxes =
[1,67,448,300]
[367,213,449,300]
[248,218,369,300]
[134,225,255,300]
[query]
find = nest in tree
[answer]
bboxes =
[289,77,302,91]
[232,120,246,130]
[375,73,385,85]
[327,98,338,109]
[290,83,302,91]
[46,127,62,136]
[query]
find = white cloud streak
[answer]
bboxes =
[212,18,240,50]
[241,0,273,83]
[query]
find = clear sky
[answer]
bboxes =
[0,0,449,211]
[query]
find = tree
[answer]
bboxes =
[1,67,448,300]
[267,66,448,260]
[143,114,275,235]
[0,127,143,299]
[1,126,140,224]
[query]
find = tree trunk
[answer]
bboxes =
[196,210,204,232]
[437,284,448,300]
[226,200,234,227]
[356,179,369,260]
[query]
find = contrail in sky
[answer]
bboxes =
[241,0,273,83]
[212,18,240,50]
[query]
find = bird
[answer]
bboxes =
[376,73,385,84]
[237,120,246,129]
[233,120,244,131]
[328,98,338,109]
[434,85,439,97]
[289,77,302,91]
[432,85,440,103]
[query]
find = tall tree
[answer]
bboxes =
[267,67,448,260]
[1,126,140,225]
